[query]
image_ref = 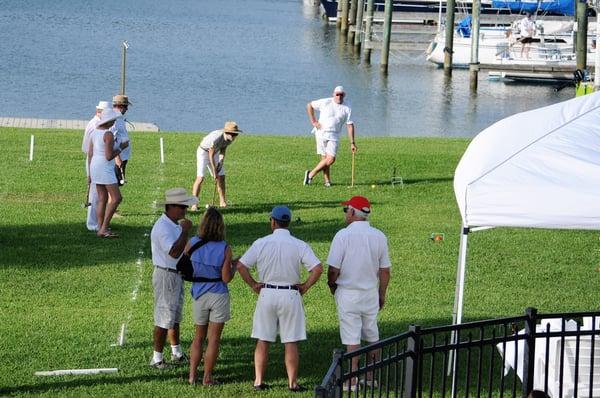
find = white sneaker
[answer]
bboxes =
[324,181,331,187]
[303,170,312,185]
[171,352,188,365]
[149,358,169,369]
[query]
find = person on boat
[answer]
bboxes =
[519,12,536,59]
[304,85,356,187]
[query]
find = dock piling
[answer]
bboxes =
[363,0,375,63]
[348,0,358,43]
[120,41,129,95]
[341,0,350,34]
[469,0,481,90]
[576,0,588,70]
[443,0,456,75]
[354,0,365,49]
[380,0,393,73]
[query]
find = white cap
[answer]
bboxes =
[96,101,110,110]
[333,85,345,94]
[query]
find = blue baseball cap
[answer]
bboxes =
[270,205,292,222]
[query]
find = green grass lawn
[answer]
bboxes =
[0,127,597,397]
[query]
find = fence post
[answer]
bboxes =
[404,325,421,398]
[333,348,344,398]
[522,307,538,397]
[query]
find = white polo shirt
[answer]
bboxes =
[110,116,131,160]
[239,229,320,285]
[82,115,100,154]
[199,129,232,153]
[520,17,535,37]
[150,213,182,270]
[311,97,353,141]
[327,221,391,290]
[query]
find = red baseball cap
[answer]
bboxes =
[341,196,371,213]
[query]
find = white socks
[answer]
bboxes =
[171,344,183,358]
[153,351,163,363]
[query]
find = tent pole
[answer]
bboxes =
[448,225,470,395]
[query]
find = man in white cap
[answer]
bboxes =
[327,196,391,391]
[110,95,132,185]
[82,100,110,231]
[237,206,323,392]
[149,188,198,369]
[304,86,356,187]
[191,121,241,210]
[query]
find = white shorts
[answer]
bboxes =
[196,147,225,177]
[152,267,185,329]
[251,288,306,343]
[316,133,339,157]
[335,287,379,345]
[192,292,231,325]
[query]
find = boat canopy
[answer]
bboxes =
[491,0,574,16]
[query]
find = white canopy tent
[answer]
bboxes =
[452,91,600,327]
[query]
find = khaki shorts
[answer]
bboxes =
[152,267,185,329]
[335,287,379,345]
[192,292,231,325]
[251,288,306,343]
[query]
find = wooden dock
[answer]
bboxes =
[0,117,159,132]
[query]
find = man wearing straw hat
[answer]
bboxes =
[110,94,132,185]
[191,121,241,210]
[149,188,198,369]
[82,100,110,231]
[304,86,356,187]
[327,196,391,391]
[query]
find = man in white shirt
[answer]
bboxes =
[191,121,241,210]
[110,95,132,185]
[304,85,357,187]
[519,12,536,59]
[149,188,198,369]
[327,196,391,390]
[237,206,323,392]
[82,100,109,231]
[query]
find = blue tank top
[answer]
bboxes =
[189,236,228,299]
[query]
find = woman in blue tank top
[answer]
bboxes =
[187,207,234,386]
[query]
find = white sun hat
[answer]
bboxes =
[96,101,110,110]
[96,108,123,128]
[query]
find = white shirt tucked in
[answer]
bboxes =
[151,214,182,270]
[310,97,353,141]
[82,115,100,154]
[239,229,320,285]
[327,221,391,290]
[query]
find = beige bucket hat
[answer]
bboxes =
[113,94,132,106]
[158,188,198,206]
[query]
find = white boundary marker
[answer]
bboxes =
[35,368,118,377]
[29,134,34,161]
[159,137,164,163]
[112,166,164,347]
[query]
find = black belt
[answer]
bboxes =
[155,265,178,274]
[264,284,298,291]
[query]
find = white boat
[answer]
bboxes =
[426,19,583,68]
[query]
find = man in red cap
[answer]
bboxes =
[326,196,391,391]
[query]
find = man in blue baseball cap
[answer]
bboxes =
[237,205,323,392]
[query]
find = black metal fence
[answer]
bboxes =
[315,308,600,398]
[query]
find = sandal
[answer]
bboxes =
[98,231,119,239]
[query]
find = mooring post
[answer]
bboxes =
[380,0,393,73]
[341,0,350,34]
[443,0,456,75]
[348,0,358,43]
[576,0,588,70]
[363,0,375,62]
[469,0,481,90]
[336,0,343,29]
[354,0,365,49]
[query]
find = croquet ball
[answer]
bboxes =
[205,204,210,209]
[371,184,376,189]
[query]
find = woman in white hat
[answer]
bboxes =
[87,108,129,238]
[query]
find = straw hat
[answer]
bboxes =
[158,188,198,207]
[223,121,242,134]
[112,95,132,106]
[96,108,123,128]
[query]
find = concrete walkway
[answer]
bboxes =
[0,117,159,132]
